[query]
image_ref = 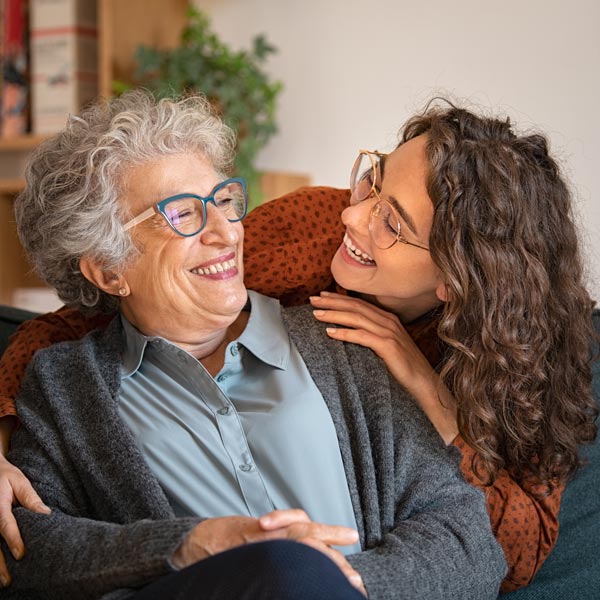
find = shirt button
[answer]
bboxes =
[217,406,230,416]
[230,344,239,357]
[216,373,228,383]
[239,464,253,472]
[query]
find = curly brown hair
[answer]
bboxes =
[402,102,598,491]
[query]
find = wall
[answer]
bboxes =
[197,0,600,299]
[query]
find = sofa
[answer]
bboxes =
[0,303,598,599]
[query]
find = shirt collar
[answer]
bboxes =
[120,289,290,378]
[120,315,152,377]
[238,290,290,370]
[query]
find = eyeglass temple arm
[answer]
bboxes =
[123,207,157,231]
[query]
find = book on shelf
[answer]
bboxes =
[1,0,30,138]
[30,0,98,134]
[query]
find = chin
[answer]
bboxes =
[222,285,249,313]
[330,249,366,295]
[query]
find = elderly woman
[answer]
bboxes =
[0,91,504,599]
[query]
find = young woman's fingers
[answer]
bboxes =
[0,550,10,587]
[0,485,23,562]
[324,326,398,358]
[310,294,402,331]
[13,480,50,515]
[313,308,402,342]
[0,460,51,566]
[318,290,401,321]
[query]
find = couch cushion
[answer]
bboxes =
[0,305,39,356]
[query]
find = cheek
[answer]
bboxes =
[377,251,438,283]
[237,224,245,244]
[126,239,187,283]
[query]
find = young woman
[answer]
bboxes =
[309,104,598,591]
[0,101,596,593]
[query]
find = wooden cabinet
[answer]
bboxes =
[0,0,188,307]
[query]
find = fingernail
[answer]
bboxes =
[0,574,9,587]
[326,328,338,334]
[260,516,271,526]
[321,291,332,296]
[313,310,324,316]
[11,546,23,561]
[36,503,52,514]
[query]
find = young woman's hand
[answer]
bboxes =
[310,291,458,443]
[0,454,51,586]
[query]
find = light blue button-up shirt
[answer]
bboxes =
[118,290,360,554]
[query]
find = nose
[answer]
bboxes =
[198,202,241,246]
[341,194,373,233]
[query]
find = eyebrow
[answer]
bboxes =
[387,195,419,235]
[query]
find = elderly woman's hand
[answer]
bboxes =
[173,510,366,596]
[0,454,51,586]
[310,291,458,444]
[259,509,366,596]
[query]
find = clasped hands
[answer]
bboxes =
[173,508,366,596]
[0,460,367,596]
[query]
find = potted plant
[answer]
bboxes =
[133,7,283,208]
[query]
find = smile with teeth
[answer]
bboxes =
[190,258,236,275]
[343,234,376,265]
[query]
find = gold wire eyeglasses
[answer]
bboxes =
[350,150,430,251]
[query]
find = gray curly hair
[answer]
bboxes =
[15,89,236,313]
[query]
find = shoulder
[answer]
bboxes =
[25,316,123,391]
[243,187,350,306]
[281,304,393,395]
[281,304,348,356]
[282,306,455,473]
[244,186,350,235]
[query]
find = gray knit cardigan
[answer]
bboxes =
[4,305,506,599]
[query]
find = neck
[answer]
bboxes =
[123,307,250,377]
[194,311,249,377]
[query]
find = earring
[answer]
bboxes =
[118,287,127,296]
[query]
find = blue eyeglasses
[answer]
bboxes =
[123,177,248,237]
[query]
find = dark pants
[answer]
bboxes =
[133,539,365,600]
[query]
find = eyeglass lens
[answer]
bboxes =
[369,200,402,249]
[164,181,246,236]
[350,153,381,204]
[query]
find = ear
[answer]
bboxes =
[80,256,128,297]
[435,279,449,303]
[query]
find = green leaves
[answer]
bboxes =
[133,6,283,207]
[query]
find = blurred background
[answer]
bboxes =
[1,0,598,309]
[199,0,600,298]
